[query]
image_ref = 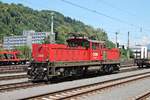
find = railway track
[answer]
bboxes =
[0,81,45,92]
[136,91,150,100]
[0,67,149,100]
[0,65,27,74]
[0,65,138,93]
[0,65,143,94]
[24,71,150,100]
[0,74,27,81]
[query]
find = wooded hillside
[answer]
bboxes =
[0,2,115,48]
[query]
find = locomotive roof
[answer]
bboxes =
[88,39,105,44]
[67,37,105,44]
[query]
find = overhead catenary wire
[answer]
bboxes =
[97,0,150,30]
[61,0,130,25]
[96,0,150,32]
[97,0,136,17]
[60,0,150,32]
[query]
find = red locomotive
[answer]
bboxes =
[0,50,27,65]
[28,37,120,81]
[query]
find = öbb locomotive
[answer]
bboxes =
[28,37,120,81]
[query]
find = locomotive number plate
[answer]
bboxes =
[38,54,44,57]
[93,52,98,57]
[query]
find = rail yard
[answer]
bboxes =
[0,37,150,100]
[0,63,149,99]
[1,0,150,100]
[0,61,150,100]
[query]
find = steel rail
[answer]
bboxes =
[0,74,27,81]
[24,71,150,100]
[135,91,150,100]
[0,81,44,92]
[0,65,143,93]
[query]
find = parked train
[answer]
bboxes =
[133,46,150,67]
[27,37,120,81]
[0,50,27,65]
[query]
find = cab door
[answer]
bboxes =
[90,42,102,61]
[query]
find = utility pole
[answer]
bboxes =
[51,12,54,35]
[127,31,130,60]
[115,32,118,47]
[50,12,54,43]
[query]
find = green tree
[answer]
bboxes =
[56,33,67,44]
[43,35,51,44]
[0,2,113,46]
[105,40,115,48]
[14,45,31,59]
[120,48,133,59]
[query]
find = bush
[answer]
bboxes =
[14,45,31,59]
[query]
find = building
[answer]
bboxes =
[3,35,28,49]
[131,45,148,59]
[3,30,55,50]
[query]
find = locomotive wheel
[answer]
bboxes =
[107,65,114,73]
[33,67,45,81]
[28,64,46,82]
[137,64,144,68]
[27,64,34,77]
[103,65,114,74]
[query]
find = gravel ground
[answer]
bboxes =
[0,78,28,86]
[82,77,150,100]
[120,66,137,70]
[0,69,150,100]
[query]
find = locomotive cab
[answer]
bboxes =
[66,37,105,61]
[67,37,90,48]
[66,37,105,49]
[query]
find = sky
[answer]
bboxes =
[1,0,150,47]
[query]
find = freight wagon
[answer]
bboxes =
[0,50,27,65]
[133,46,150,67]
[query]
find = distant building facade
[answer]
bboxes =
[3,30,55,50]
[3,35,28,50]
[131,45,148,59]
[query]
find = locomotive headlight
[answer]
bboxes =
[46,59,49,62]
[43,68,47,71]
[28,67,31,70]
[31,58,34,62]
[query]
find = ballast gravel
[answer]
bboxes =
[82,77,150,100]
[0,78,28,86]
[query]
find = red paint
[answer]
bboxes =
[32,38,120,62]
[0,50,25,62]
